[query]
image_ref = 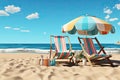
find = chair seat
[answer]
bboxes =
[56,59,70,62]
[56,52,74,59]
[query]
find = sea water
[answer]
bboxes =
[0,44,120,53]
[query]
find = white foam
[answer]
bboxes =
[0,48,120,54]
[0,48,50,54]
[104,48,120,54]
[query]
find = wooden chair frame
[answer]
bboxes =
[78,37,114,66]
[49,35,74,65]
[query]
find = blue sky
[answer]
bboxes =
[0,0,120,43]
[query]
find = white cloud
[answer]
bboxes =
[0,10,9,16]
[21,30,30,32]
[104,7,112,14]
[114,4,120,10]
[5,5,21,14]
[4,26,11,29]
[13,28,20,30]
[26,12,39,20]
[4,26,30,33]
[118,22,120,26]
[105,15,110,19]
[109,18,118,21]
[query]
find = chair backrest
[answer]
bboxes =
[54,36,67,52]
[82,38,97,55]
[50,35,72,59]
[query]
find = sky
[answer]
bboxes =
[0,0,120,43]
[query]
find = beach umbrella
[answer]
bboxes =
[62,16,115,35]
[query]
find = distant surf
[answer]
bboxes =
[0,44,119,54]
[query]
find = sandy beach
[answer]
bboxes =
[1,0,120,80]
[0,53,119,80]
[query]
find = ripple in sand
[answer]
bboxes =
[75,76,91,80]
[4,76,23,80]
[97,76,110,80]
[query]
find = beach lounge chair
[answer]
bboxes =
[49,35,75,65]
[78,37,114,66]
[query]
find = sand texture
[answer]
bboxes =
[0,53,119,80]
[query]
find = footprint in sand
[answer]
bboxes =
[15,64,24,68]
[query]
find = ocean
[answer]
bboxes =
[0,44,120,53]
[0,43,120,50]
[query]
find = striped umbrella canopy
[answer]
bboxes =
[62,16,115,35]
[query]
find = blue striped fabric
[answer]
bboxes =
[75,17,97,31]
[82,17,89,30]
[62,16,115,35]
[83,38,97,55]
[54,36,72,59]
[57,37,62,52]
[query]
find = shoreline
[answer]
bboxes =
[0,48,120,54]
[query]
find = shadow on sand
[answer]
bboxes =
[62,59,120,67]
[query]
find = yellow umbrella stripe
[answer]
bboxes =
[63,16,83,31]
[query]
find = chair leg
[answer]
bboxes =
[56,62,60,66]
[106,58,114,67]
[83,52,93,66]
[86,56,93,66]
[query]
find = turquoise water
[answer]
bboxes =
[0,44,120,50]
